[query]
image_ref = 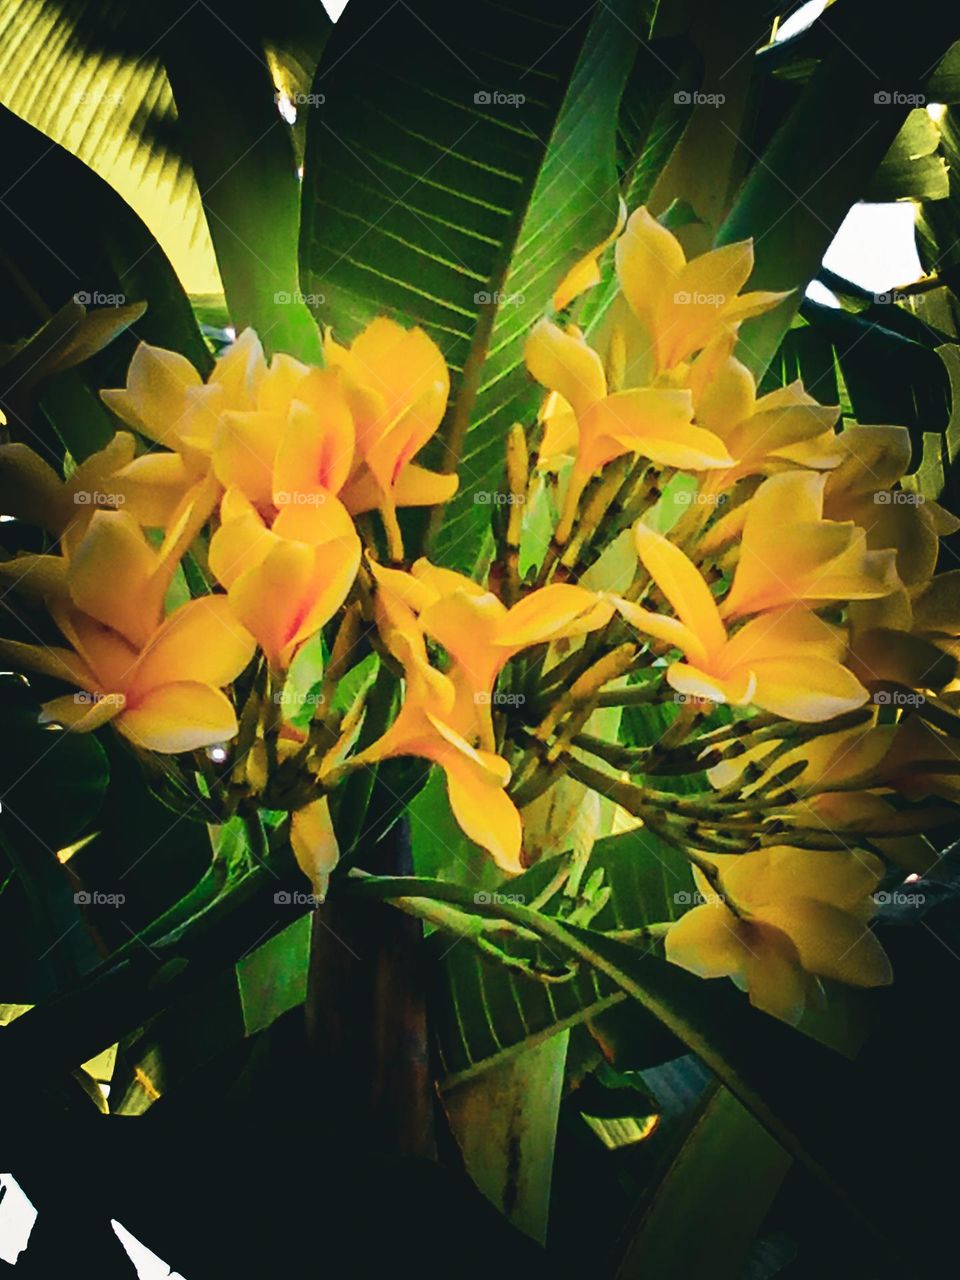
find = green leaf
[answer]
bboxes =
[444,1034,569,1243]
[237,914,311,1037]
[0,0,219,295]
[788,301,951,438]
[0,103,211,462]
[356,873,909,1252]
[718,3,956,376]
[866,107,949,202]
[160,2,324,360]
[299,0,653,570]
[614,1083,791,1279]
[431,827,694,1086]
[0,678,109,998]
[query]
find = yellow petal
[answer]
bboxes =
[370,561,440,613]
[524,319,607,419]
[719,605,845,670]
[341,460,458,514]
[68,511,164,648]
[0,553,68,608]
[677,241,755,310]
[667,661,756,707]
[538,394,579,464]
[118,681,238,753]
[346,318,449,490]
[724,846,884,912]
[441,749,522,873]
[610,596,709,665]
[553,198,627,311]
[497,583,611,649]
[755,899,892,988]
[665,901,749,979]
[741,922,809,1024]
[128,596,255,694]
[913,570,960,635]
[420,592,505,684]
[101,342,203,447]
[213,410,282,507]
[749,657,868,722]
[634,524,728,658]
[393,463,459,508]
[272,369,356,501]
[0,443,71,532]
[825,424,911,497]
[40,690,125,731]
[615,207,685,331]
[209,499,276,590]
[578,387,731,476]
[209,327,266,406]
[692,356,756,435]
[0,639,96,688]
[411,558,487,599]
[229,536,360,669]
[290,795,339,900]
[114,451,194,528]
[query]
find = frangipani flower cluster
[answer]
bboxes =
[1,206,957,1023]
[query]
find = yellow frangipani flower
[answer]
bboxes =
[372,560,612,749]
[213,362,356,511]
[0,511,254,751]
[687,348,842,488]
[665,846,892,1023]
[719,470,901,620]
[614,207,789,374]
[100,332,366,529]
[611,523,868,721]
[342,616,523,872]
[325,317,458,516]
[209,488,360,671]
[102,328,265,459]
[101,329,265,525]
[552,198,628,312]
[524,318,733,539]
[0,432,180,552]
[822,425,960,587]
[874,716,960,806]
